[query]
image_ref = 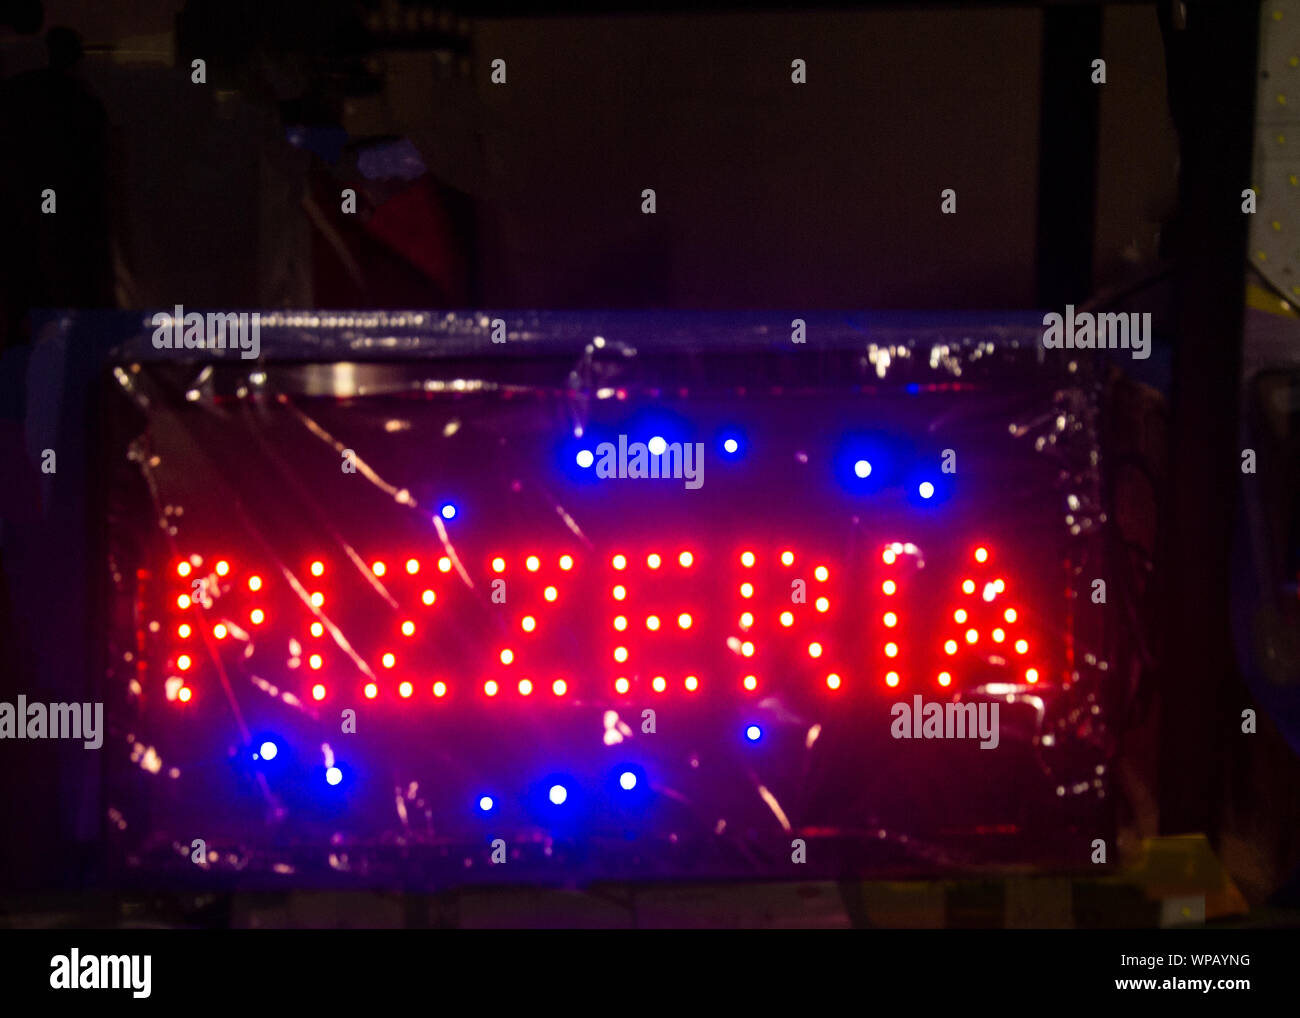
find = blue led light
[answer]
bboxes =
[326,766,343,786]
[718,428,746,458]
[918,481,935,499]
[439,502,457,520]
[745,725,762,742]
[576,449,594,468]
[619,771,637,791]
[478,795,495,813]
[549,783,568,805]
[258,740,278,761]
[854,459,872,478]
[648,435,667,456]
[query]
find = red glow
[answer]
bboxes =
[652,676,666,692]
[543,586,558,602]
[309,654,322,670]
[779,611,794,627]
[250,609,265,625]
[612,585,626,601]
[883,612,897,627]
[1004,608,1017,623]
[522,615,537,632]
[312,683,326,701]
[678,551,693,568]
[815,597,829,612]
[364,683,378,699]
[646,615,660,631]
[492,557,505,573]
[371,561,386,577]
[965,628,978,644]
[310,622,323,637]
[740,583,754,598]
[962,579,975,594]
[647,553,662,569]
[612,554,627,570]
[781,551,794,566]
[381,652,396,668]
[559,554,574,571]
[614,646,628,663]
[177,654,192,671]
[438,557,452,573]
[177,623,191,638]
[176,594,191,609]
[178,687,192,702]
[215,560,230,576]
[499,648,514,665]
[684,675,699,691]
[248,575,262,591]
[944,639,958,655]
[525,555,540,572]
[484,680,499,697]
[826,673,841,690]
[177,562,192,577]
[882,580,896,595]
[399,681,413,698]
[310,592,324,607]
[433,681,447,698]
[974,547,989,563]
[1025,668,1039,683]
[421,589,436,605]
[399,617,415,634]
[406,558,420,575]
[808,642,823,658]
[213,624,228,639]
[310,560,324,577]
[814,566,829,582]
[615,677,630,694]
[741,641,755,657]
[678,613,693,629]
[743,675,758,690]
[938,672,951,687]
[885,672,900,687]
[740,551,755,567]
[518,678,533,695]
[552,678,567,696]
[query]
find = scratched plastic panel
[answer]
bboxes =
[101,313,1116,884]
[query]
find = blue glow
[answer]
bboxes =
[326,766,342,786]
[576,449,594,468]
[258,740,278,761]
[906,383,921,394]
[549,783,568,805]
[746,725,762,742]
[648,435,667,456]
[439,502,457,520]
[918,481,935,499]
[619,771,637,791]
[718,427,747,459]
[478,795,495,813]
[854,459,872,478]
